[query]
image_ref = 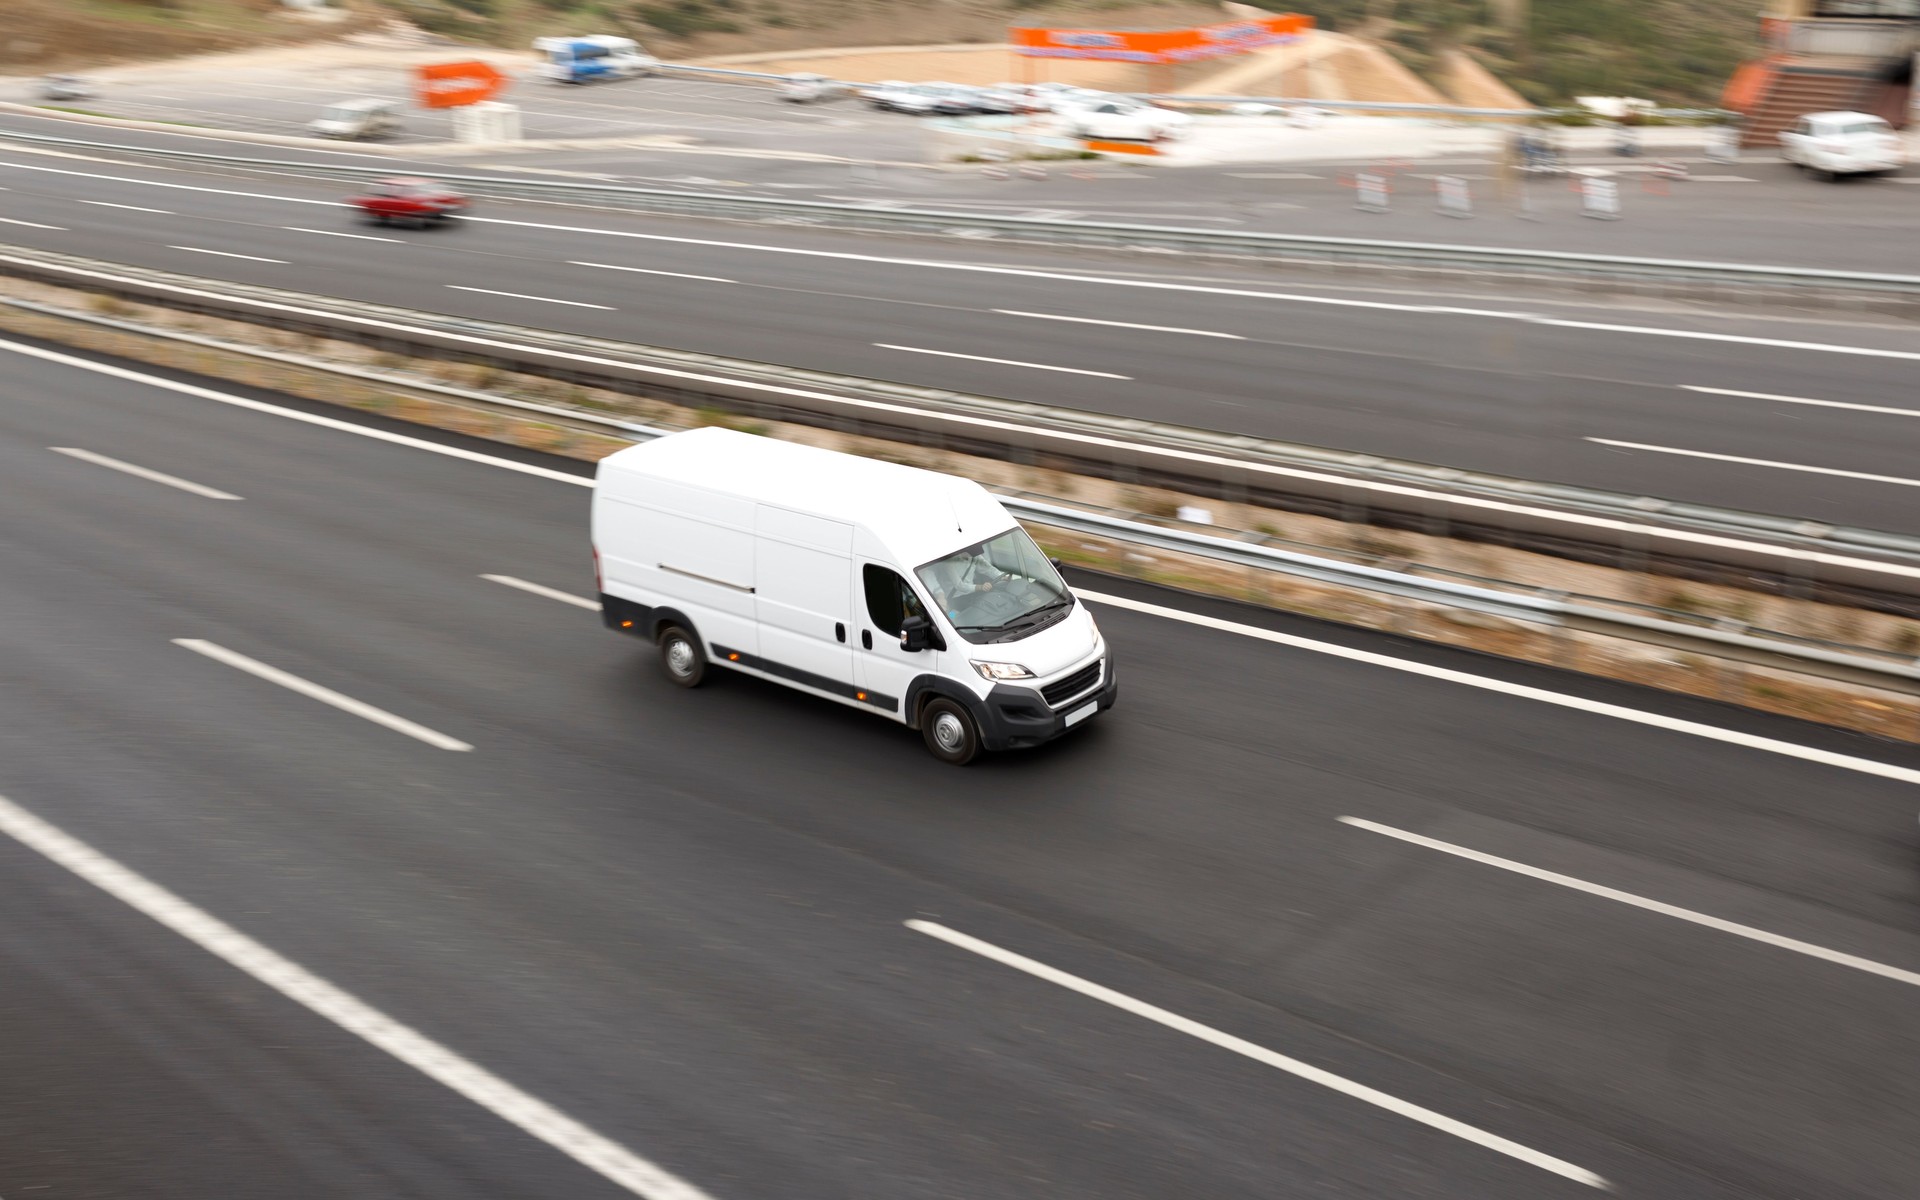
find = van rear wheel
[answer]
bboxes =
[920,697,980,765]
[658,625,706,688]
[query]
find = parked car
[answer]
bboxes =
[308,98,402,141]
[927,84,989,116]
[970,87,1026,116]
[870,83,959,115]
[348,177,469,227]
[990,83,1052,113]
[779,73,842,104]
[38,74,95,102]
[1045,87,1113,113]
[858,80,912,108]
[592,427,1116,764]
[1779,110,1903,179]
[1059,100,1192,142]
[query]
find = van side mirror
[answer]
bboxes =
[1048,557,1063,570]
[900,614,936,652]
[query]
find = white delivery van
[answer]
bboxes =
[592,428,1116,764]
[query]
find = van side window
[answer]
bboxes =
[862,565,924,636]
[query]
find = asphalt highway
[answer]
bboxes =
[3,143,1920,535]
[4,337,1920,1197]
[5,107,1918,270]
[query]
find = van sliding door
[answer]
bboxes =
[752,506,857,697]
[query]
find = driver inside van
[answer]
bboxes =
[929,545,1002,617]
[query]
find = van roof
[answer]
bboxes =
[598,428,1015,567]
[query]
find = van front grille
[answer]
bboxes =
[1041,661,1102,708]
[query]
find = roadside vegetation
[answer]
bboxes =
[1240,0,1758,106]
[2,0,379,72]
[5,0,1758,107]
[384,0,1227,57]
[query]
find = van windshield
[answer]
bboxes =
[916,527,1071,644]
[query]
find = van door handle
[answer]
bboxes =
[861,630,873,650]
[835,622,846,643]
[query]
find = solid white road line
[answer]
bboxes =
[1682,384,1920,420]
[874,344,1131,380]
[7,156,1920,364]
[0,215,64,229]
[49,447,240,500]
[447,285,614,310]
[570,261,736,284]
[1340,817,1920,989]
[992,310,1244,339]
[10,286,1920,597]
[174,639,473,751]
[0,339,590,487]
[82,200,174,214]
[1072,589,1920,788]
[907,919,1609,1190]
[284,226,404,243]
[0,159,342,207]
[169,245,288,264]
[0,791,715,1200]
[20,333,1914,790]
[482,574,602,610]
[1587,438,1920,489]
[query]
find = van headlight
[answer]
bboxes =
[971,660,1035,681]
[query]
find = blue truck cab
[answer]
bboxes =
[533,36,657,84]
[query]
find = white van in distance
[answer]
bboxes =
[592,429,1116,763]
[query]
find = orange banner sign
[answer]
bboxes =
[1012,14,1311,64]
[416,60,507,109]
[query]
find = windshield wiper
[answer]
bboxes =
[1003,598,1073,629]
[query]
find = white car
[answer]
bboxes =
[1779,111,1903,179]
[1048,87,1114,113]
[858,80,912,108]
[868,83,954,115]
[1059,100,1192,142]
[779,73,841,104]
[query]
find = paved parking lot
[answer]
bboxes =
[3,61,927,158]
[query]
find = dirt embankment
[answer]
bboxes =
[2,0,380,73]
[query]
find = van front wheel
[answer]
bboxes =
[658,625,706,688]
[920,697,980,765]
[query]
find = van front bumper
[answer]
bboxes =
[977,665,1118,751]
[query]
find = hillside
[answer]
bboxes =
[383,0,1228,59]
[3,0,1759,107]
[1237,0,1760,106]
[1,0,380,73]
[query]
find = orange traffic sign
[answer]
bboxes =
[416,61,507,109]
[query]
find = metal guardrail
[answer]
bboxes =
[3,126,1914,302]
[5,240,1920,620]
[15,283,1906,693]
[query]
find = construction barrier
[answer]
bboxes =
[1352,171,1389,213]
[1578,173,1621,220]
[1434,174,1473,219]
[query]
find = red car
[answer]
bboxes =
[350,177,469,228]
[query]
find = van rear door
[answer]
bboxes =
[752,506,856,697]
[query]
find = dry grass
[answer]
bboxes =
[1,0,379,72]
